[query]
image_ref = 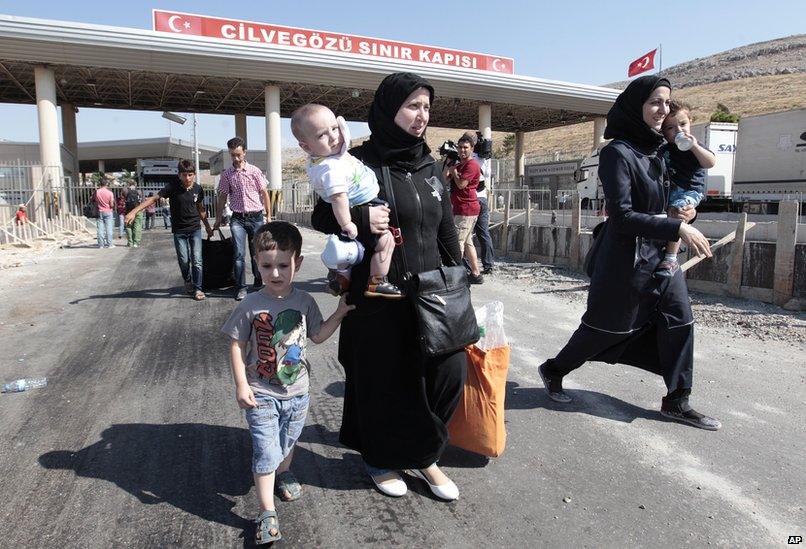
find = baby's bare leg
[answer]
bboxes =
[666,240,681,254]
[370,230,394,278]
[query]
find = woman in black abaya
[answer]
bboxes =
[311,73,465,499]
[538,75,722,430]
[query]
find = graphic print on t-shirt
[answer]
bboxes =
[252,309,306,386]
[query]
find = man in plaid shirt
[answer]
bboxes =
[214,136,273,300]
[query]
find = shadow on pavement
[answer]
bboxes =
[39,423,253,531]
[69,286,239,303]
[530,284,590,295]
[505,381,668,424]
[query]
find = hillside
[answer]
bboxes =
[284,35,806,175]
[608,34,805,90]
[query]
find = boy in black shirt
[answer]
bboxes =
[125,160,213,300]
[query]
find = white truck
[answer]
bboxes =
[732,108,806,212]
[574,122,738,211]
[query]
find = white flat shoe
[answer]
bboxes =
[369,471,407,497]
[407,468,459,501]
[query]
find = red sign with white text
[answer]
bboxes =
[153,10,514,74]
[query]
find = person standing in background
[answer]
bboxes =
[464,131,495,274]
[144,193,157,230]
[213,136,273,301]
[94,180,115,249]
[124,183,144,248]
[116,191,127,239]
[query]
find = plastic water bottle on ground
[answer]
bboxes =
[2,377,48,393]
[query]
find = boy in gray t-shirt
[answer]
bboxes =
[221,221,353,544]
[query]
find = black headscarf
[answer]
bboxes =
[367,72,434,163]
[604,75,671,152]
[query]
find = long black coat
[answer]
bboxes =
[311,143,465,469]
[584,140,693,336]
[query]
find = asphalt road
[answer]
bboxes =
[0,226,803,548]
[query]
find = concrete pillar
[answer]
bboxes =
[265,86,282,217]
[478,104,492,140]
[515,131,525,185]
[502,190,511,254]
[98,160,105,173]
[773,201,798,306]
[35,65,63,220]
[235,113,247,148]
[592,116,606,150]
[61,103,78,179]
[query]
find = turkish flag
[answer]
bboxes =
[627,49,657,77]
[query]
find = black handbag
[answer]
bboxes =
[382,167,479,357]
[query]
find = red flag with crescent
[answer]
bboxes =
[627,49,657,77]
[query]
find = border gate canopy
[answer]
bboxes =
[0,14,619,132]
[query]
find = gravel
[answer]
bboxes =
[491,259,805,346]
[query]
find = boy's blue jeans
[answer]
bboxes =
[230,213,265,289]
[245,393,309,474]
[173,229,203,291]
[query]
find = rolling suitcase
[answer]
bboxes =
[202,229,235,290]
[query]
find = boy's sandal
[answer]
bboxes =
[255,509,281,544]
[275,470,302,502]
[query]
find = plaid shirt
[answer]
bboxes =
[218,161,267,213]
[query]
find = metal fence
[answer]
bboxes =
[0,162,94,246]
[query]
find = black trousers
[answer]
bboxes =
[545,320,694,404]
[338,299,466,470]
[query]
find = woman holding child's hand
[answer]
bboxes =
[312,72,464,501]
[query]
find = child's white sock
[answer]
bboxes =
[664,253,678,262]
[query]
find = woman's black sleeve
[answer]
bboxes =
[310,197,371,238]
[435,168,462,264]
[599,146,681,241]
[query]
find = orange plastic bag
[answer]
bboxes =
[447,344,510,458]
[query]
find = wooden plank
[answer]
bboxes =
[681,221,756,272]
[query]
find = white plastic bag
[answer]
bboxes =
[474,301,507,351]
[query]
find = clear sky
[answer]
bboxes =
[0,0,803,153]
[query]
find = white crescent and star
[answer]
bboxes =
[167,15,191,33]
[639,55,650,68]
[492,58,509,72]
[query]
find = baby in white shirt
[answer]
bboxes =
[291,104,402,299]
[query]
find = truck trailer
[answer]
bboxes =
[573,108,806,213]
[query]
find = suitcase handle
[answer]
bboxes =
[207,228,228,241]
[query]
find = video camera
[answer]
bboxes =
[438,140,460,163]
[474,131,493,159]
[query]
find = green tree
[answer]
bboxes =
[495,134,516,158]
[710,103,740,123]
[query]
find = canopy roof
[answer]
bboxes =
[0,15,619,132]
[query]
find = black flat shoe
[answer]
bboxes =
[538,361,572,403]
[660,407,722,431]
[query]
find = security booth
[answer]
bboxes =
[525,160,582,210]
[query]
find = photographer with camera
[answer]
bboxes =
[442,134,484,284]
[464,131,495,274]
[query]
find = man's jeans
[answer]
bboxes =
[96,211,114,247]
[230,213,265,289]
[126,212,144,246]
[117,213,126,238]
[474,196,495,270]
[173,229,203,291]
